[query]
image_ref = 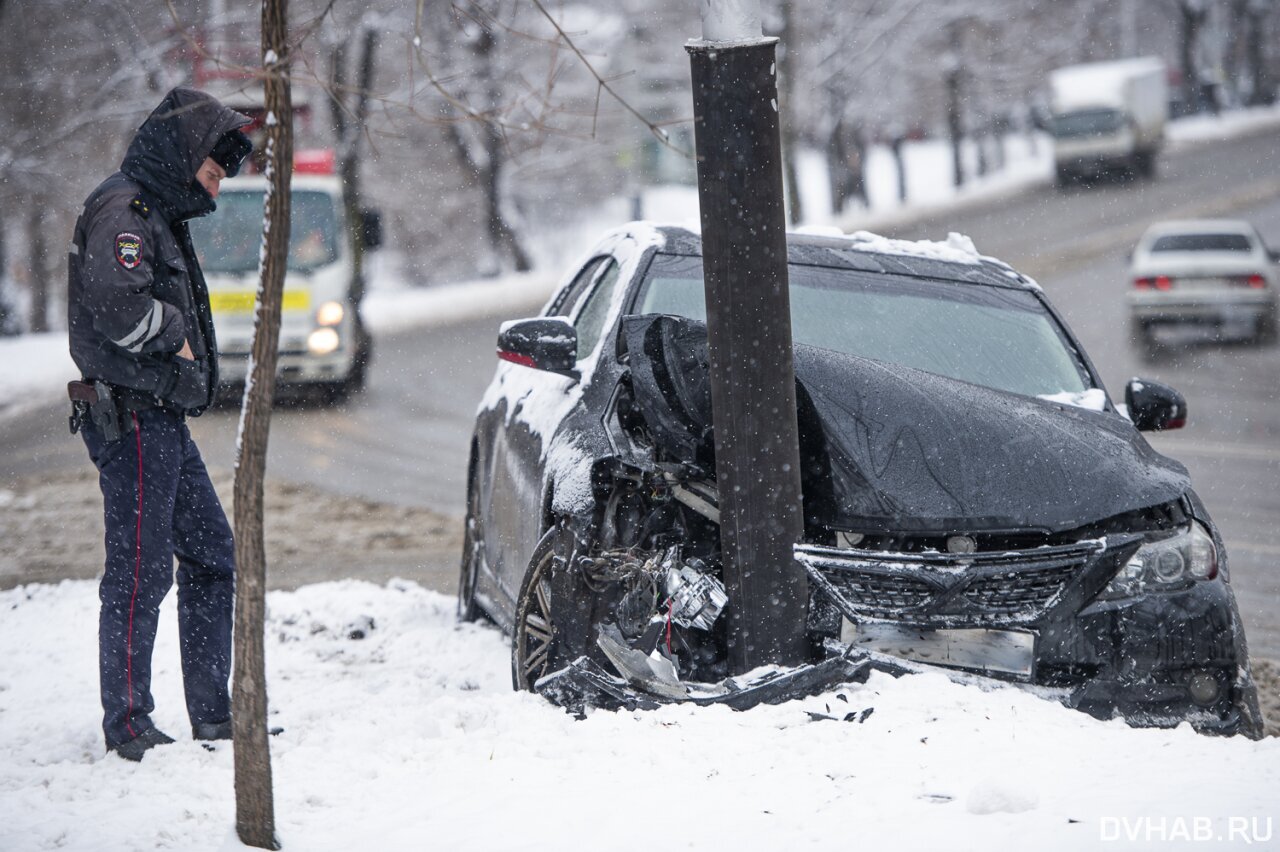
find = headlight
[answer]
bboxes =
[316,301,345,326]
[307,327,341,355]
[1098,521,1218,601]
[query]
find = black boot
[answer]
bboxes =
[192,719,233,741]
[108,727,176,762]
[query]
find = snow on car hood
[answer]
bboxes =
[792,345,1190,534]
[623,315,1189,535]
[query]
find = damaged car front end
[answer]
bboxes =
[460,225,1264,738]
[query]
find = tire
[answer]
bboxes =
[321,325,372,403]
[458,457,485,623]
[1130,317,1160,359]
[1255,307,1277,346]
[1137,151,1157,179]
[512,524,576,691]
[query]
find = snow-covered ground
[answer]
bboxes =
[1,579,1276,852]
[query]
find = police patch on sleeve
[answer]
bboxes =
[114,232,143,270]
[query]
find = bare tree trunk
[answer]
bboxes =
[1245,5,1273,106]
[891,134,908,203]
[481,121,531,273]
[0,215,13,334]
[231,0,291,847]
[474,25,530,274]
[440,18,530,276]
[331,25,378,301]
[1225,0,1250,104]
[26,205,49,333]
[946,69,964,189]
[1178,1,1208,112]
[945,21,965,190]
[975,124,989,178]
[826,114,848,215]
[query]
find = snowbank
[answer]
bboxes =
[1,580,1275,852]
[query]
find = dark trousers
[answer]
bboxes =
[82,407,235,747]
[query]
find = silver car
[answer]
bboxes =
[1128,219,1278,347]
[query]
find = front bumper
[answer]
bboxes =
[219,347,353,385]
[797,539,1254,735]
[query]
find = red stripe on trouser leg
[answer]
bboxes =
[125,411,142,739]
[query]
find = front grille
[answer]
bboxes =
[961,564,1078,613]
[796,539,1107,625]
[832,571,935,617]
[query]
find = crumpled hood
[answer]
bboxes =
[622,314,1190,536]
[121,87,250,222]
[792,345,1190,534]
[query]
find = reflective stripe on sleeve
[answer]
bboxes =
[115,299,164,353]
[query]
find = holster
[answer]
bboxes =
[67,380,128,441]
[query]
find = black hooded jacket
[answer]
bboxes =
[67,88,250,415]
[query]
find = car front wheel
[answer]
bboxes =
[512,524,576,691]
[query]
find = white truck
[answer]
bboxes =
[190,153,378,401]
[1048,57,1168,186]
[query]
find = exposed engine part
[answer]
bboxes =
[946,534,977,554]
[666,476,720,524]
[615,575,659,639]
[666,559,728,630]
[579,544,727,635]
[597,623,688,700]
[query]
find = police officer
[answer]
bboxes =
[67,88,253,761]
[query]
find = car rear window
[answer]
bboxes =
[1149,233,1253,252]
[635,255,1092,399]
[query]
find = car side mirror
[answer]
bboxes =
[1126,377,1186,431]
[361,209,382,251]
[497,317,578,377]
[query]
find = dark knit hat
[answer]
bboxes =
[209,129,253,177]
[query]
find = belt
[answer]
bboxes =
[67,380,158,412]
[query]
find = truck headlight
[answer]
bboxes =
[1098,521,1218,601]
[316,301,345,327]
[307,327,341,355]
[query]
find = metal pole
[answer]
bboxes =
[686,1,808,671]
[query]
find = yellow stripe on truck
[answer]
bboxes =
[209,291,312,313]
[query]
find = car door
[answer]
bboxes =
[479,255,611,605]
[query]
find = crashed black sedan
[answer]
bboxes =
[459,223,1264,737]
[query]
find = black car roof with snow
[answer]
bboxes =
[652,225,1036,291]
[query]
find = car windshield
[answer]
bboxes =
[635,254,1091,398]
[1051,109,1123,138]
[191,189,341,275]
[1149,233,1253,252]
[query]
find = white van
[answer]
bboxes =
[191,161,377,400]
[1049,58,1168,185]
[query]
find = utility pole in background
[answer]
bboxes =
[686,0,808,672]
